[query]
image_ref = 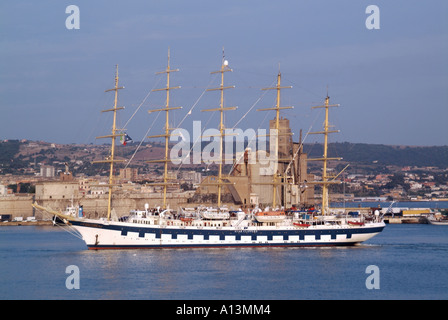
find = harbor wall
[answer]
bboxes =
[0,196,35,218]
[0,193,197,221]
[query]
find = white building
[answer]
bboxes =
[0,185,6,196]
[40,165,55,178]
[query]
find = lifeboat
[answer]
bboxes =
[293,222,310,228]
[348,221,364,226]
[200,207,230,220]
[254,211,286,223]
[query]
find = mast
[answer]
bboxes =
[201,50,237,207]
[308,95,341,215]
[257,70,293,208]
[147,48,181,209]
[93,65,125,221]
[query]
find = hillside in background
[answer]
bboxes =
[0,140,447,176]
[303,142,448,168]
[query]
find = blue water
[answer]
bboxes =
[0,224,447,300]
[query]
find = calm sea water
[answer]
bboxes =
[0,224,447,300]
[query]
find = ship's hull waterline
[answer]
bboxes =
[69,219,386,250]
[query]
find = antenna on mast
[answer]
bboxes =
[222,46,225,64]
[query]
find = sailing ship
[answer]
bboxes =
[32,53,385,249]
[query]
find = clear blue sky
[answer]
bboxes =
[1,1,447,146]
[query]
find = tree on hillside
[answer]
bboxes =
[383,173,410,191]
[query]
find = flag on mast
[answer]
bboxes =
[120,134,132,146]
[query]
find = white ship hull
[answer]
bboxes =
[68,218,385,249]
